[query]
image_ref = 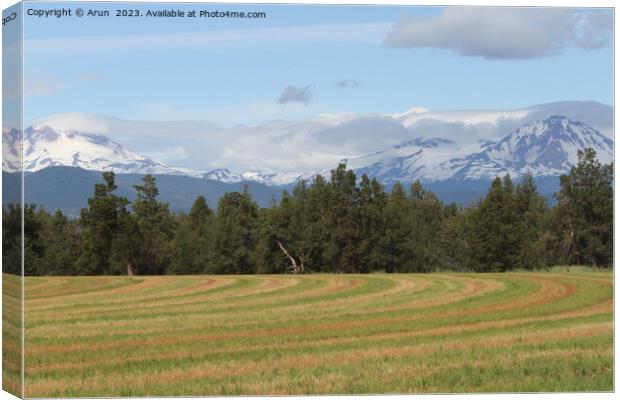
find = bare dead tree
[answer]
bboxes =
[277,240,304,274]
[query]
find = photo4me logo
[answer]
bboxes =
[2,11,16,26]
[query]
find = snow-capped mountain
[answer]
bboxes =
[3,114,613,188]
[15,123,205,178]
[202,168,243,183]
[451,115,614,180]
[3,122,298,185]
[342,136,466,183]
[343,115,614,183]
[2,127,22,172]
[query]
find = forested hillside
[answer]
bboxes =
[3,148,613,276]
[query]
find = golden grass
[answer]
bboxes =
[11,271,613,396]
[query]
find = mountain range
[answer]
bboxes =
[4,114,614,184]
[344,115,613,184]
[2,110,614,214]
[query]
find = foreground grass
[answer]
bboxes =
[12,270,613,396]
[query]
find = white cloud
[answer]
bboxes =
[384,8,612,59]
[31,101,613,175]
[163,146,188,160]
[133,100,324,126]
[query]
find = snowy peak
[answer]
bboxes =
[3,114,613,188]
[343,116,613,183]
[482,115,613,175]
[15,124,204,178]
[4,122,302,186]
[202,168,243,183]
[2,127,22,172]
[342,137,461,183]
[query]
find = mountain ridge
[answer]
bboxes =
[342,115,613,184]
[3,114,614,187]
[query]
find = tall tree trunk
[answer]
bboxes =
[127,260,135,276]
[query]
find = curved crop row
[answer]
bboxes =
[21,272,612,396]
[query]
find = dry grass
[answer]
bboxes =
[6,271,612,397]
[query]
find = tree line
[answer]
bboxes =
[2,148,613,276]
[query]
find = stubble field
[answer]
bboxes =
[6,270,614,396]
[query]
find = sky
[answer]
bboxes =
[12,2,616,173]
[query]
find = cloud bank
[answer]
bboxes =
[31,101,613,175]
[385,8,613,59]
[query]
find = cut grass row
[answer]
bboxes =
[8,270,613,396]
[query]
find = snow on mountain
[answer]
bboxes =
[342,136,467,184]
[4,122,298,185]
[202,168,307,185]
[344,115,614,183]
[18,123,205,177]
[4,113,613,188]
[202,168,243,183]
[452,115,614,180]
[2,127,22,172]
[241,170,302,186]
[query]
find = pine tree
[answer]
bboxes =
[468,175,520,272]
[256,205,289,274]
[551,148,613,266]
[210,186,260,274]
[438,204,471,271]
[409,180,444,272]
[380,182,415,272]
[170,196,214,274]
[304,174,334,272]
[2,204,45,275]
[39,209,81,275]
[77,172,130,275]
[327,164,361,272]
[2,204,23,275]
[357,175,387,272]
[131,175,176,275]
[513,174,548,269]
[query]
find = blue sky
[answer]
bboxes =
[13,3,614,173]
[21,3,613,125]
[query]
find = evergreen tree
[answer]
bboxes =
[77,172,130,275]
[357,175,387,272]
[303,174,335,272]
[2,203,23,275]
[2,204,45,275]
[380,183,415,272]
[210,187,260,274]
[256,205,289,274]
[409,180,444,272]
[467,175,520,272]
[327,164,361,272]
[131,175,176,275]
[39,209,81,275]
[513,174,548,269]
[438,204,471,271]
[262,188,308,273]
[551,148,613,266]
[169,196,214,274]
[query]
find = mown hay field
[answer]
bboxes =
[13,270,614,396]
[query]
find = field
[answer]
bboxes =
[7,270,614,396]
